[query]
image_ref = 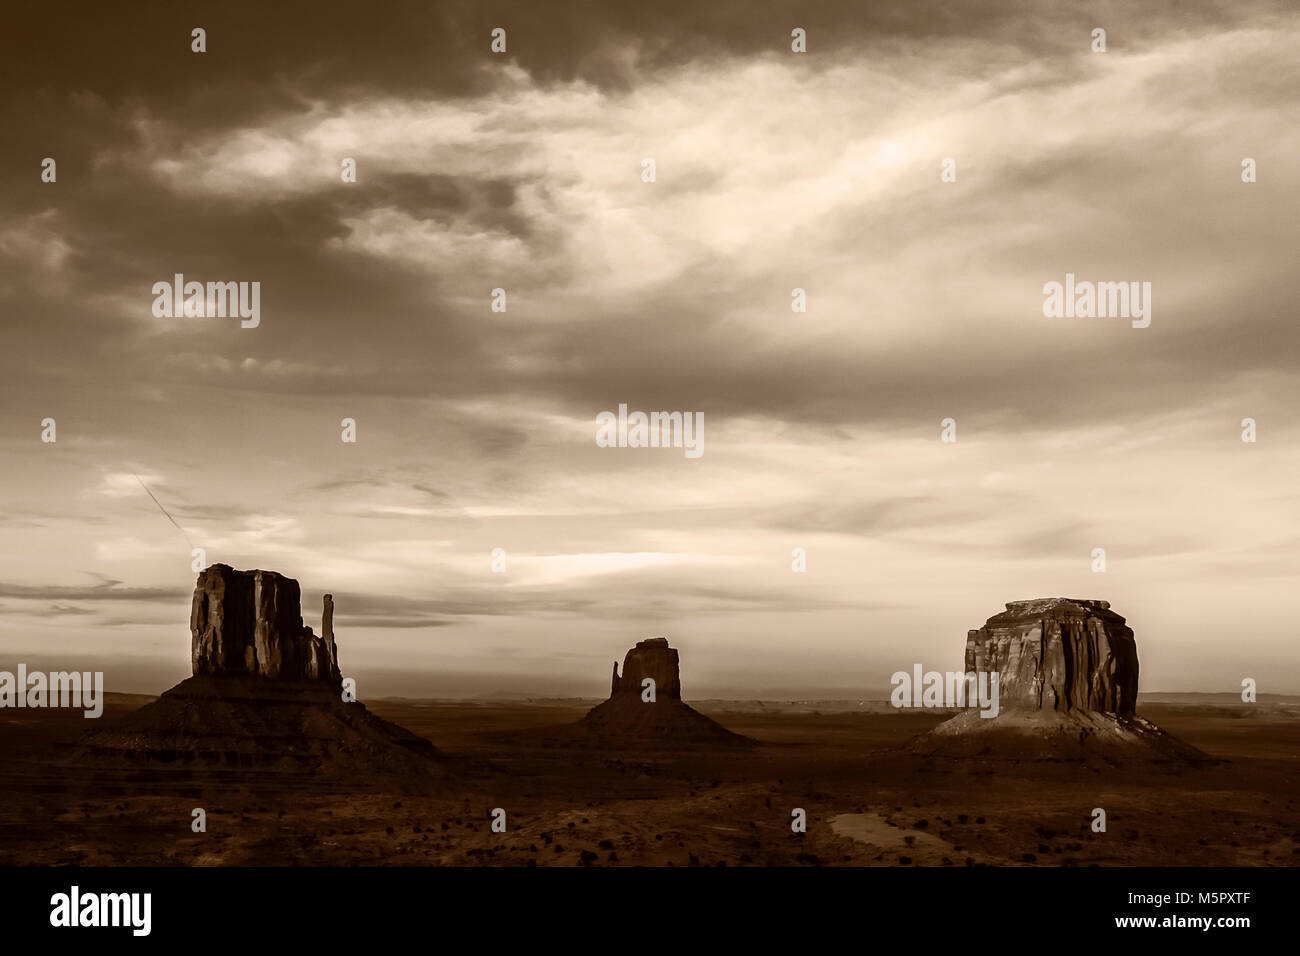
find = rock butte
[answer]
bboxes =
[918,598,1212,764]
[191,564,341,686]
[78,565,441,784]
[610,637,683,701]
[580,638,753,747]
[965,598,1138,717]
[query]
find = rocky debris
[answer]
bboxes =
[918,598,1212,765]
[191,564,340,686]
[580,638,753,748]
[916,707,1212,766]
[77,676,443,787]
[964,598,1137,717]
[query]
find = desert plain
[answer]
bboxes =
[0,692,1296,867]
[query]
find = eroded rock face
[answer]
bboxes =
[610,637,682,700]
[190,564,341,686]
[963,598,1138,717]
[307,594,341,683]
[582,637,752,747]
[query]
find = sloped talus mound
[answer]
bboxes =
[578,638,754,749]
[76,565,444,787]
[912,708,1212,765]
[78,676,442,781]
[913,598,1214,766]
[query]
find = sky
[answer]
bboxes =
[1,0,1297,698]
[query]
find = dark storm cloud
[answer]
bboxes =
[337,614,454,629]
[2,0,1274,103]
[662,583,894,615]
[47,603,95,616]
[3,0,1294,432]
[0,514,47,529]
[328,569,879,629]
[331,589,596,623]
[0,581,186,602]
[765,496,997,537]
[307,473,452,500]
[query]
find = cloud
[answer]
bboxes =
[0,581,186,602]
[1,0,1297,695]
[0,210,72,276]
[92,471,165,499]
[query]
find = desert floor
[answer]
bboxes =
[1,696,1296,866]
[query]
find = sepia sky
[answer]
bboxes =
[1,0,1297,697]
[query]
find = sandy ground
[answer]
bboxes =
[0,695,1296,866]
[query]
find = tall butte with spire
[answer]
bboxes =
[190,564,341,685]
[79,564,443,785]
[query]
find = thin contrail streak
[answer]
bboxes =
[134,474,194,549]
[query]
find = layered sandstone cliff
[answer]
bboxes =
[963,598,1138,717]
[916,598,1210,764]
[190,564,340,685]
